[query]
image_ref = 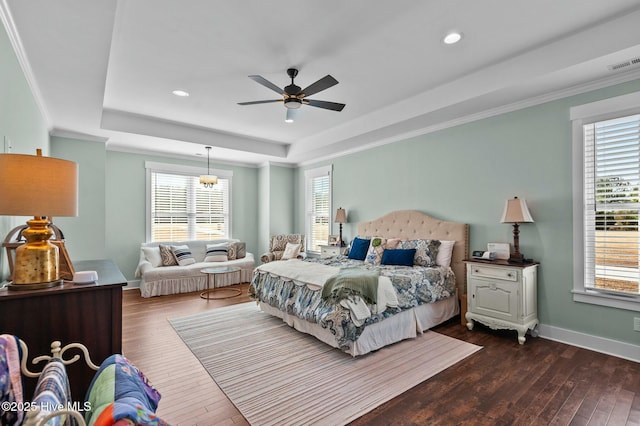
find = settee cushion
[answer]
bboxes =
[228,241,245,260]
[171,245,196,266]
[159,244,177,266]
[205,243,228,262]
[142,247,163,268]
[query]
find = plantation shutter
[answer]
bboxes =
[151,173,190,241]
[305,166,332,252]
[584,114,640,295]
[194,179,229,240]
[151,171,230,242]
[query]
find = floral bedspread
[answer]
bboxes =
[249,255,456,351]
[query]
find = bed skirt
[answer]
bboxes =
[257,292,459,357]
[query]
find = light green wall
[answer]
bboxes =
[258,165,270,257]
[256,164,296,257]
[104,151,260,280]
[297,79,640,347]
[0,25,48,155]
[0,21,50,280]
[50,137,106,261]
[269,165,295,233]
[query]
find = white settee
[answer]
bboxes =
[135,239,254,298]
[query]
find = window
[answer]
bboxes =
[145,162,232,242]
[572,91,640,311]
[305,165,332,253]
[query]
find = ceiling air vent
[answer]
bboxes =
[607,56,640,72]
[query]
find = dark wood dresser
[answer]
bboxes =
[0,259,126,401]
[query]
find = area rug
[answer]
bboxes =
[170,302,481,426]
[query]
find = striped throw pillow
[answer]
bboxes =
[171,245,196,266]
[205,243,228,262]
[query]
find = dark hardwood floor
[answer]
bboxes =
[122,286,640,426]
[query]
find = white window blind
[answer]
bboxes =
[150,170,230,242]
[584,114,640,296]
[305,166,332,252]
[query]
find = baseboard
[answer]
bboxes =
[538,323,639,363]
[124,279,140,290]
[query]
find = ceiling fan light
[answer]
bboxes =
[284,98,302,109]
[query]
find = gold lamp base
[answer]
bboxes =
[11,217,61,288]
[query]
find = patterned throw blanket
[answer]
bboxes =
[0,334,23,426]
[321,268,379,304]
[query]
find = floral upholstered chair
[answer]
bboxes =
[260,234,306,263]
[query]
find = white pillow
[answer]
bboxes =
[205,243,229,262]
[436,240,455,267]
[142,246,162,267]
[171,245,196,266]
[281,242,301,260]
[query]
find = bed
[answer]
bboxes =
[249,210,469,356]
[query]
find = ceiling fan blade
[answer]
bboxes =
[301,75,338,97]
[248,75,284,95]
[305,99,345,111]
[237,99,282,105]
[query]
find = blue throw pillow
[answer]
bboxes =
[381,248,416,266]
[348,237,370,260]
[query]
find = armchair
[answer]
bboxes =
[261,234,306,263]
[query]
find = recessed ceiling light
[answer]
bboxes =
[172,89,189,97]
[443,32,462,45]
[285,118,294,123]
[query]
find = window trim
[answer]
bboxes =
[571,91,640,312]
[145,161,233,242]
[304,164,333,254]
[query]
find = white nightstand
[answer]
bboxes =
[319,245,345,258]
[464,259,539,344]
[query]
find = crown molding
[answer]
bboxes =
[106,143,261,169]
[51,127,109,143]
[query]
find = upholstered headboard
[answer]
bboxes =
[357,210,469,295]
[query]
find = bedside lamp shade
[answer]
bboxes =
[501,197,534,224]
[500,197,533,262]
[0,151,78,287]
[334,207,347,247]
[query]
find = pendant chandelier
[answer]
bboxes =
[199,146,218,188]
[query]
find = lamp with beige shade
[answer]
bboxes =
[334,207,347,247]
[0,150,78,288]
[500,196,534,263]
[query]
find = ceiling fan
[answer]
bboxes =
[238,68,345,121]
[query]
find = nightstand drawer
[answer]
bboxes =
[319,245,343,258]
[469,265,518,281]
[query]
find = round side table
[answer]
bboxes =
[200,266,242,300]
